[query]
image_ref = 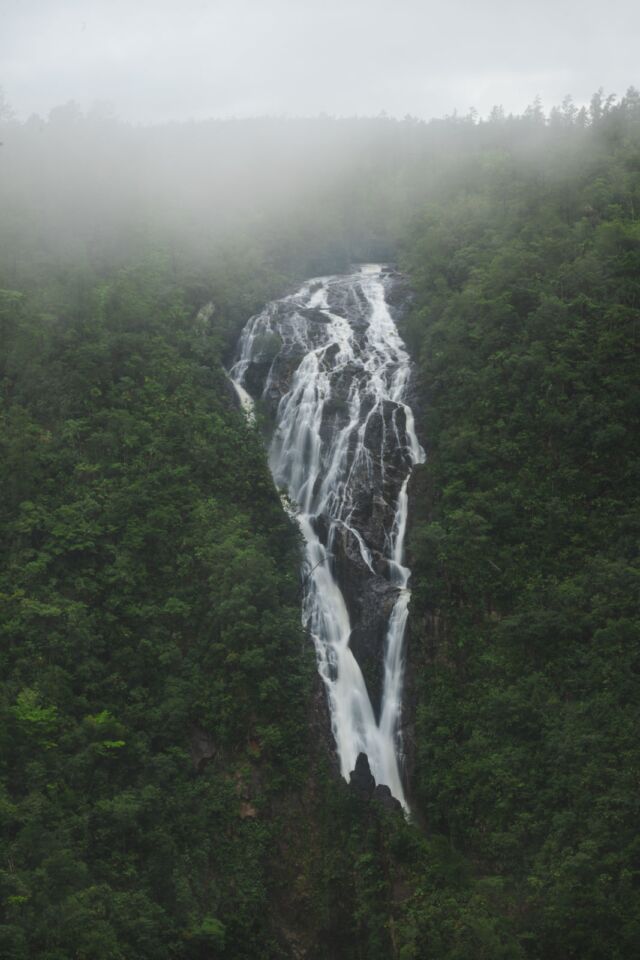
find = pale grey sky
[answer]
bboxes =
[1,0,638,122]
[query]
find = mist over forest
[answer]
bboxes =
[1,7,640,957]
[2,89,638,289]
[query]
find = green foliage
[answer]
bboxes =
[2,90,640,958]
[0,262,311,958]
[402,94,640,959]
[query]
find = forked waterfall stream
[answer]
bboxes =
[231,265,424,808]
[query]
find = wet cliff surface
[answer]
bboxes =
[231,265,423,805]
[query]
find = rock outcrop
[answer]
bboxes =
[349,752,376,798]
[348,753,403,814]
[231,266,422,804]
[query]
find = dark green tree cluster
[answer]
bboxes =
[0,261,315,959]
[402,89,640,957]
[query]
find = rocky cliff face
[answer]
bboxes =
[231,266,423,802]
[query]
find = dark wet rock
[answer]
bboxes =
[233,266,423,773]
[349,752,375,799]
[373,783,403,813]
[260,354,303,414]
[356,494,394,554]
[243,359,273,400]
[348,576,399,716]
[310,513,330,545]
[190,726,217,772]
[349,756,404,813]
[382,270,413,313]
[328,517,399,709]
[362,407,385,451]
[325,277,369,327]
[306,306,332,324]
[329,522,366,579]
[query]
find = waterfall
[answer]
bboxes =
[231,264,424,808]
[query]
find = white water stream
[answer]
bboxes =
[231,265,424,808]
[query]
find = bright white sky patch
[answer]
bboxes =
[0,0,638,121]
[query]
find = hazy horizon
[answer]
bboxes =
[1,0,638,124]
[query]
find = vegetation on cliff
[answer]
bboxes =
[402,89,640,958]
[1,89,639,957]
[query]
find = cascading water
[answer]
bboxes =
[231,264,424,808]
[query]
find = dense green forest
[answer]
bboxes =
[1,89,639,958]
[401,89,640,958]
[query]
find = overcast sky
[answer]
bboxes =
[1,0,638,123]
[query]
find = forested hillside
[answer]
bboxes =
[402,91,640,957]
[1,90,639,958]
[0,261,315,957]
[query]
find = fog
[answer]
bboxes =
[2,0,639,122]
[2,92,639,295]
[1,1,638,298]
[0,110,455,297]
